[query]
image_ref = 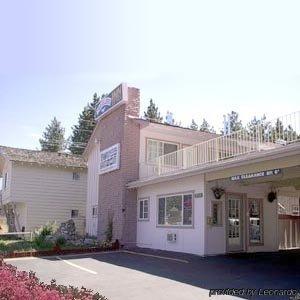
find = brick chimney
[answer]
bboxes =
[97,84,140,245]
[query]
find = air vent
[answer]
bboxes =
[167,233,177,243]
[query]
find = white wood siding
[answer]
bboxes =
[10,162,87,233]
[86,144,99,236]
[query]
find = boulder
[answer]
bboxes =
[57,219,76,240]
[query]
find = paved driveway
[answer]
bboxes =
[6,250,300,300]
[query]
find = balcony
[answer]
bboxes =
[140,111,300,180]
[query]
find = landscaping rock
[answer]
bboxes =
[83,238,95,245]
[44,235,56,243]
[57,219,76,240]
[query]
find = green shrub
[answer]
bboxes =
[35,221,58,238]
[55,236,66,247]
[105,219,113,242]
[33,221,58,249]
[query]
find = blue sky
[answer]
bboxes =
[0,0,299,150]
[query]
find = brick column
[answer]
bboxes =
[97,86,140,245]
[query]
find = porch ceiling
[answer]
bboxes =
[239,166,300,189]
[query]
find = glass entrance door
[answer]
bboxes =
[227,194,244,252]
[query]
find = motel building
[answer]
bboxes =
[84,83,300,256]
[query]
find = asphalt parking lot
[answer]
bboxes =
[6,249,300,300]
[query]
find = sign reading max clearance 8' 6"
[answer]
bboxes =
[231,169,282,181]
[95,83,127,120]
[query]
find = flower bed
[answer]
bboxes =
[2,240,120,258]
[0,258,107,299]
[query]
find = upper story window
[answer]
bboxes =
[4,173,8,189]
[146,139,178,163]
[72,172,80,180]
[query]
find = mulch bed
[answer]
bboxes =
[3,241,120,258]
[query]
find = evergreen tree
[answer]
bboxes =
[247,115,269,140]
[190,119,198,130]
[199,118,215,133]
[69,93,100,155]
[227,111,243,132]
[144,99,163,122]
[270,119,298,142]
[39,117,65,152]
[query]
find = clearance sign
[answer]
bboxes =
[231,169,281,181]
[95,83,127,120]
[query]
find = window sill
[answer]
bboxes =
[156,225,194,229]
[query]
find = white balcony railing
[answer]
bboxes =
[141,111,300,179]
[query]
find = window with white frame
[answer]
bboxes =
[158,193,193,226]
[92,205,98,218]
[211,201,222,226]
[248,198,263,245]
[138,198,149,220]
[146,139,178,163]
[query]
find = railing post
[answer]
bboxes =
[257,125,261,151]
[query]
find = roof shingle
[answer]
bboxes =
[0,146,86,169]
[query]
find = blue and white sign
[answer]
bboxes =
[99,143,120,175]
[231,169,281,181]
[96,97,112,117]
[95,83,127,120]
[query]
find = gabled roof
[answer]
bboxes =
[0,146,86,169]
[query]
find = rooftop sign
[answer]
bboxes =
[230,169,281,181]
[95,83,127,120]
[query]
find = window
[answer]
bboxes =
[248,198,263,245]
[211,201,222,226]
[71,209,79,218]
[158,193,193,226]
[4,173,8,189]
[72,172,80,180]
[138,198,149,220]
[146,139,178,163]
[92,206,98,218]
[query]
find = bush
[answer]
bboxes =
[35,221,58,238]
[105,220,113,243]
[55,236,66,247]
[33,222,59,249]
[0,257,107,299]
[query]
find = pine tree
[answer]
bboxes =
[199,118,215,133]
[247,114,275,142]
[190,119,198,130]
[39,117,65,152]
[144,99,163,122]
[228,111,243,132]
[69,93,99,155]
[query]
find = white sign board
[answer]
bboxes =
[99,143,120,174]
